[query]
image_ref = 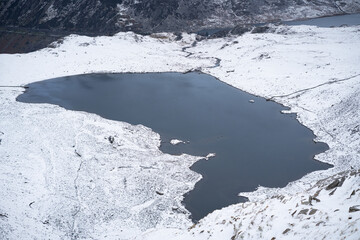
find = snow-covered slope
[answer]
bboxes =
[140,170,360,240]
[0,25,359,239]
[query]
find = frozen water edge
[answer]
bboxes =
[0,25,359,239]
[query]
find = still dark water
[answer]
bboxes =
[17,72,330,221]
[285,13,360,27]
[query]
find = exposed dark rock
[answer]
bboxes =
[309,195,321,204]
[0,131,3,145]
[326,177,345,190]
[74,149,81,157]
[309,209,318,215]
[326,179,340,190]
[155,191,164,195]
[174,32,182,41]
[251,25,271,34]
[298,209,309,215]
[282,228,291,234]
[351,125,359,134]
[108,136,115,144]
[349,190,356,198]
[258,53,271,60]
[316,221,324,226]
[349,206,360,213]
[329,189,336,196]
[42,219,49,224]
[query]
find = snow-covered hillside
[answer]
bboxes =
[0,24,359,239]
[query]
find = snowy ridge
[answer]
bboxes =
[0,25,360,239]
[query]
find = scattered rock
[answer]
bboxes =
[283,228,291,234]
[326,177,345,190]
[220,43,229,49]
[329,189,336,196]
[108,136,115,144]
[74,149,81,157]
[298,209,309,215]
[174,32,182,41]
[313,189,321,198]
[301,200,311,205]
[326,180,340,190]
[350,125,359,135]
[349,190,356,198]
[308,196,313,205]
[258,53,271,60]
[309,209,318,215]
[42,220,49,224]
[316,221,325,226]
[349,206,360,213]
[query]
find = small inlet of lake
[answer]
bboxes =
[17,72,331,222]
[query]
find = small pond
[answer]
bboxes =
[17,72,330,221]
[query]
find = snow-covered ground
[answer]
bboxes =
[0,24,359,239]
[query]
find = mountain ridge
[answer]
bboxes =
[1,0,360,34]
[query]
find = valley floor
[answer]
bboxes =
[0,24,359,239]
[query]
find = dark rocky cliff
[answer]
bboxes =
[1,0,360,35]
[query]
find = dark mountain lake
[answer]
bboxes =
[284,13,360,27]
[17,72,331,221]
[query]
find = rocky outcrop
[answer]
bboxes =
[1,0,360,34]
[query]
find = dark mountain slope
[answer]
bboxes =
[1,0,359,34]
